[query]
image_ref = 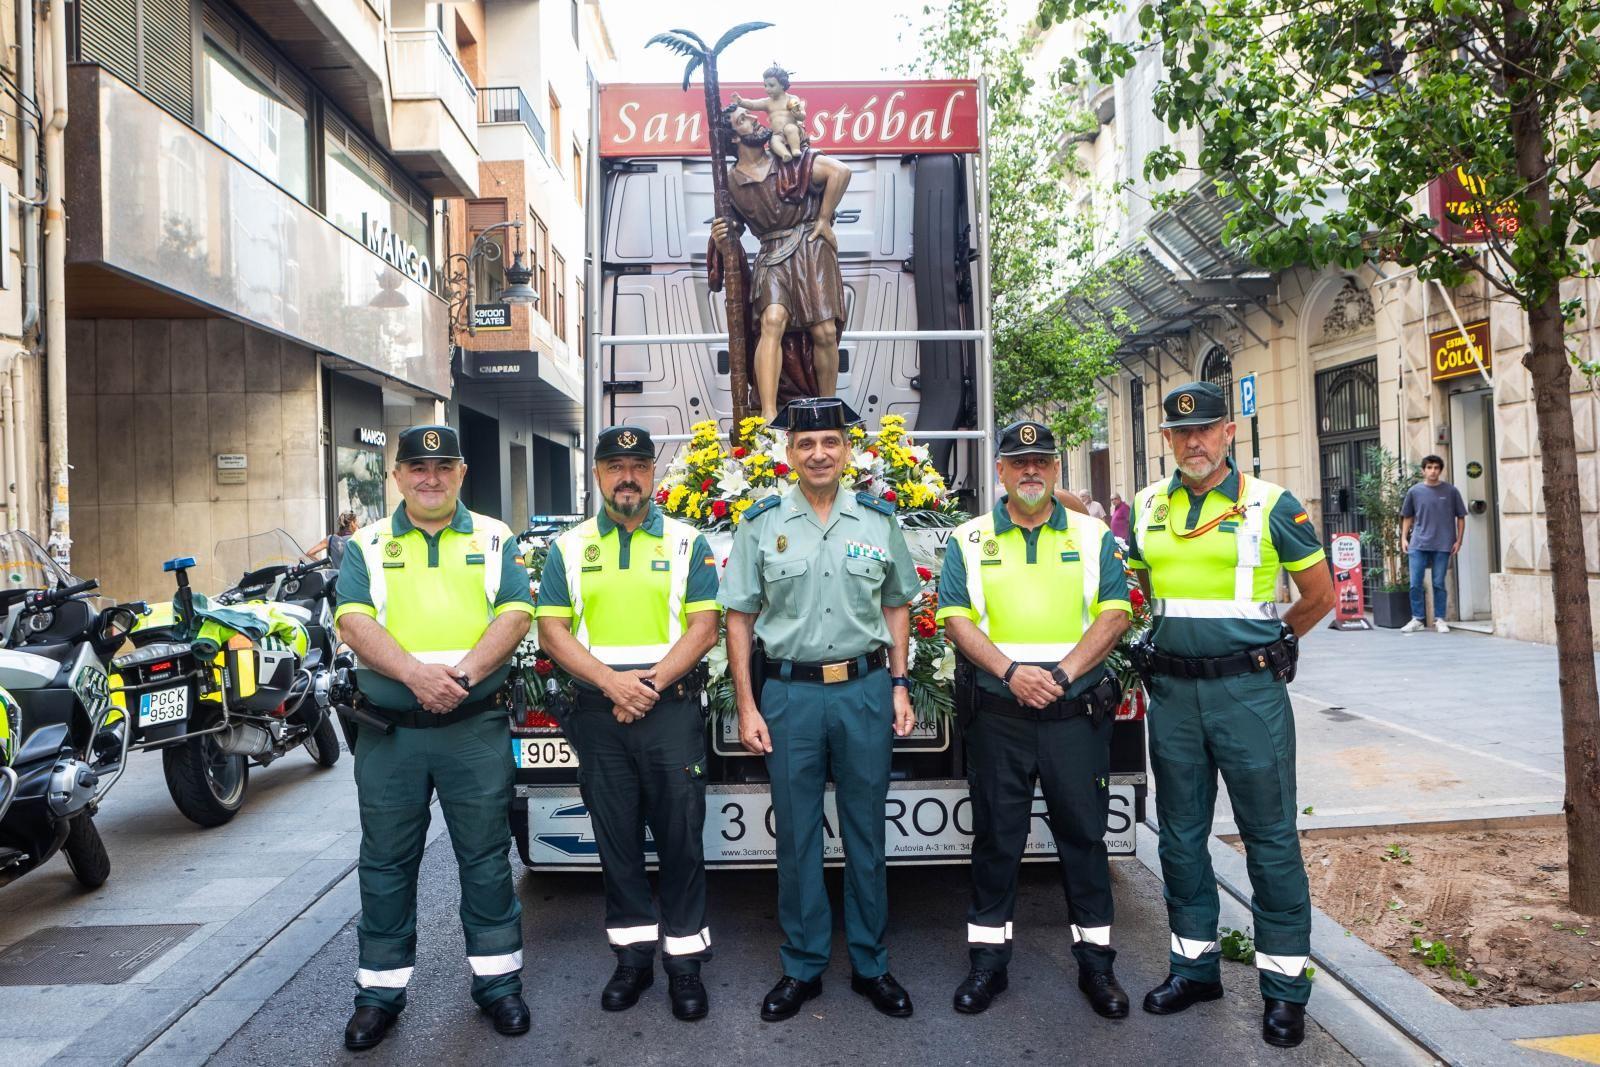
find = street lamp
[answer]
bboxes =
[446,219,538,335]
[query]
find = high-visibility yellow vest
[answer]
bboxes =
[1133,472,1284,621]
[552,515,699,667]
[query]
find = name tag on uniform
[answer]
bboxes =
[651,560,670,571]
[980,559,1002,566]
[1060,551,1080,562]
[465,553,486,564]
[382,562,405,569]
[846,541,889,562]
[1218,522,1239,533]
[1238,530,1263,567]
[581,565,602,573]
[1146,525,1166,532]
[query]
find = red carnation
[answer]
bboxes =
[1129,586,1146,608]
[775,463,790,476]
[915,617,937,638]
[883,490,897,503]
[655,488,669,503]
[916,565,933,582]
[701,478,714,492]
[733,447,748,458]
[533,657,554,677]
[712,499,729,518]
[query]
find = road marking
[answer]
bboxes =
[1515,1035,1600,1064]
[1292,689,1564,782]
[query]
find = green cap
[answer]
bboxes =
[395,424,463,462]
[996,419,1057,457]
[594,425,656,461]
[1160,382,1229,428]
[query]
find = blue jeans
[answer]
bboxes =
[1408,549,1452,622]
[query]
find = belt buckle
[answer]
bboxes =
[821,661,850,684]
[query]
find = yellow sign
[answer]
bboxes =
[1429,319,1492,383]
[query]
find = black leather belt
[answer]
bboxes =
[575,675,704,706]
[1142,637,1296,680]
[979,674,1122,722]
[765,648,887,684]
[382,692,504,729]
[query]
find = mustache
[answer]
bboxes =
[614,482,642,493]
[739,127,773,147]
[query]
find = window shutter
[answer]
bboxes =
[467,199,508,231]
[77,0,141,86]
[76,0,194,121]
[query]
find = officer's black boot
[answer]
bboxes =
[601,964,654,1011]
[850,972,913,1018]
[1074,944,1129,1019]
[1143,973,1226,1014]
[343,1006,395,1050]
[952,969,1008,1014]
[760,975,822,1021]
[1262,999,1306,1048]
[482,993,531,1035]
[669,972,709,1021]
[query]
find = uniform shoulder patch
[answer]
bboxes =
[743,495,782,522]
[856,491,896,516]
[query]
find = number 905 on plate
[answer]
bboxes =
[513,737,578,769]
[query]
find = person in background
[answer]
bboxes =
[1399,455,1467,634]
[1109,493,1132,542]
[310,511,360,570]
[1077,489,1108,521]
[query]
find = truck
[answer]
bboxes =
[508,78,1146,870]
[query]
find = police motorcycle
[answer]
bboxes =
[0,531,140,889]
[111,532,339,827]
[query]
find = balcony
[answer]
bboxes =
[478,87,548,155]
[228,0,391,143]
[388,27,480,197]
[477,85,559,182]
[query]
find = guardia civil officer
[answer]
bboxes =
[334,425,533,1050]
[1129,383,1334,1048]
[535,426,721,1020]
[936,420,1132,1018]
[719,397,922,1022]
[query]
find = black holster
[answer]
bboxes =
[747,638,768,711]
[953,651,979,733]
[1266,635,1299,683]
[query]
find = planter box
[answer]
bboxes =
[1372,589,1413,629]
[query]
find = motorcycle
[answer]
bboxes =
[0,531,139,889]
[111,531,341,827]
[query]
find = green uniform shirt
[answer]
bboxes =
[335,501,533,710]
[937,498,1131,699]
[718,487,921,662]
[1127,459,1323,658]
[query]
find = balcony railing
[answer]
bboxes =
[390,28,478,142]
[478,86,548,157]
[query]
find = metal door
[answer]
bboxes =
[1316,359,1381,589]
[1448,388,1498,620]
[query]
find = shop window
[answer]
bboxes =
[200,40,311,201]
[324,114,431,268]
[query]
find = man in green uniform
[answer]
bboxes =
[720,397,922,1022]
[1128,384,1334,1048]
[334,424,533,1050]
[535,426,721,1021]
[936,420,1132,1018]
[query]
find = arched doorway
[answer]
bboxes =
[1200,346,1236,462]
[1315,359,1381,590]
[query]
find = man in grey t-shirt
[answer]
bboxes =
[1399,455,1466,633]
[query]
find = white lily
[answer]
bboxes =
[934,647,956,683]
[707,639,729,682]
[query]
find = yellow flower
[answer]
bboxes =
[787,471,798,481]
[667,484,689,509]
[734,499,753,512]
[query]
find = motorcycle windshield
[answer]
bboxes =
[0,529,84,591]
[214,530,310,586]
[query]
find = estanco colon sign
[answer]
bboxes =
[599,81,980,157]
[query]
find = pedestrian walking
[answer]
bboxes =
[1109,493,1132,542]
[535,426,721,1021]
[333,424,533,1050]
[1128,383,1334,1049]
[719,397,922,1022]
[1077,488,1108,520]
[937,420,1132,1018]
[1400,455,1466,634]
[309,510,359,570]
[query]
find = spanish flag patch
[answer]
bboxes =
[1293,511,1310,524]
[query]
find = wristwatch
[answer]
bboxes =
[1050,665,1072,688]
[1002,662,1020,688]
[890,675,911,690]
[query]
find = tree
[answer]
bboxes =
[910,1,1121,446]
[648,23,772,444]
[1045,0,1600,909]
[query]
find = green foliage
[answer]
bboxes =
[1354,447,1422,590]
[1410,936,1480,987]
[1381,843,1414,865]
[1219,925,1256,963]
[909,1,1119,445]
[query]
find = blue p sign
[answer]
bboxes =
[1239,373,1257,418]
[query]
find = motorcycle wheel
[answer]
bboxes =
[303,711,342,768]
[163,734,249,827]
[63,814,110,889]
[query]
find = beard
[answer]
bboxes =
[603,484,648,518]
[737,126,773,148]
[1014,484,1050,507]
[1178,452,1225,481]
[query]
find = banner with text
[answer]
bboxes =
[1329,531,1372,630]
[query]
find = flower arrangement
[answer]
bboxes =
[654,414,961,530]
[1106,569,1153,720]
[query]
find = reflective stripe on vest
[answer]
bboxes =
[954,507,1104,663]
[557,516,696,666]
[1136,475,1276,616]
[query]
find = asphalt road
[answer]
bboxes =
[216,840,1357,1066]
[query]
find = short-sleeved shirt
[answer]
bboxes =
[1401,482,1467,552]
[937,499,1131,699]
[1128,460,1323,657]
[335,502,533,710]
[718,487,921,662]
[534,504,720,671]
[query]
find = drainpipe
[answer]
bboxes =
[19,1,39,337]
[13,358,29,533]
[42,0,67,561]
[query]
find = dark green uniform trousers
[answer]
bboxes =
[352,709,523,1013]
[965,703,1117,973]
[564,690,711,975]
[761,667,892,981]
[1147,670,1312,1003]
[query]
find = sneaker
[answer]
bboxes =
[1399,618,1424,633]
[1434,619,1450,634]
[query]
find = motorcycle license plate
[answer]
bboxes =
[138,685,190,727]
[513,737,578,769]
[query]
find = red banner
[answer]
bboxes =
[1430,166,1518,243]
[598,80,980,157]
[1329,531,1372,630]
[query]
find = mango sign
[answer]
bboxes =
[598,81,979,157]
[1429,319,1492,382]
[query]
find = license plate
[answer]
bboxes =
[138,685,190,727]
[514,737,578,769]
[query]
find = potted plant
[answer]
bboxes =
[1354,446,1421,628]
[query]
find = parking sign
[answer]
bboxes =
[1239,373,1257,418]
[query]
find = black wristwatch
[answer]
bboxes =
[1051,665,1072,688]
[1002,662,1020,688]
[890,675,911,690]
